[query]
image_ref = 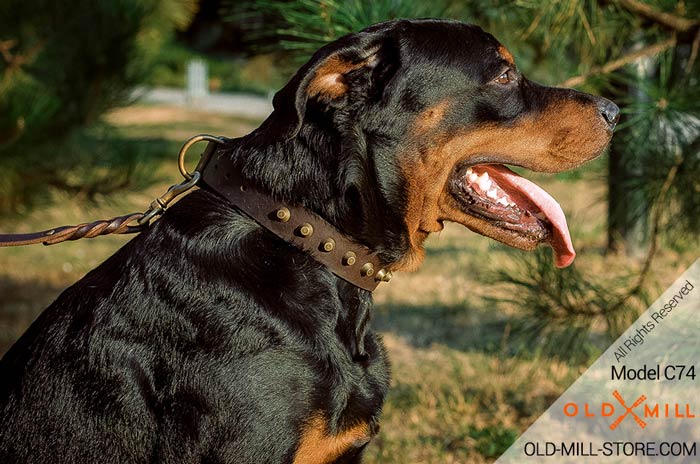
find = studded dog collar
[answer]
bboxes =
[199,141,392,292]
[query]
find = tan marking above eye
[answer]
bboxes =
[498,44,515,65]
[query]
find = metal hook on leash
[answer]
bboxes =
[137,171,202,226]
[139,134,226,226]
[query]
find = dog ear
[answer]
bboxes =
[270,28,399,139]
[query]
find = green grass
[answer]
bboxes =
[0,104,696,463]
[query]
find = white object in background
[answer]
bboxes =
[186,59,208,106]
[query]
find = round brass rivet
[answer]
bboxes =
[375,269,392,282]
[321,238,335,252]
[360,263,374,277]
[343,251,357,266]
[275,207,291,222]
[298,223,314,237]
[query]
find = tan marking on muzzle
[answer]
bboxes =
[392,99,611,271]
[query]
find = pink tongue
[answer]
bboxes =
[482,165,576,268]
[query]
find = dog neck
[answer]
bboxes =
[215,123,413,267]
[159,189,377,360]
[201,136,393,291]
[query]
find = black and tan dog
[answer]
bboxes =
[0,19,617,463]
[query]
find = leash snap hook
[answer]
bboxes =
[138,171,201,226]
[139,133,225,227]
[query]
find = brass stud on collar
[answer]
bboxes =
[321,238,335,252]
[298,223,314,237]
[275,207,291,222]
[375,269,392,282]
[343,251,357,266]
[360,263,374,277]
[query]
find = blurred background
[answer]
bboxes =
[0,1,698,462]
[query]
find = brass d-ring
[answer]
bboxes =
[178,134,226,180]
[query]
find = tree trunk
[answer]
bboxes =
[607,141,648,257]
[607,40,655,257]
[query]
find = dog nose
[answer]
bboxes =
[598,99,620,129]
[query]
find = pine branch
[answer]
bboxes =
[558,37,676,87]
[615,0,699,33]
[686,29,700,75]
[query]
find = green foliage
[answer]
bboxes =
[512,1,635,64]
[614,51,700,242]
[0,127,173,214]
[0,0,197,215]
[488,248,651,364]
[467,425,518,458]
[146,41,199,88]
[227,0,457,62]
[1,0,151,135]
[146,41,284,95]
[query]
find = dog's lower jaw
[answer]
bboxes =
[389,240,425,272]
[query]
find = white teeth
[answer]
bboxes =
[466,170,515,208]
[477,173,492,191]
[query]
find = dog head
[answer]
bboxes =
[253,19,618,271]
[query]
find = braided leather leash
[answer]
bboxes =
[0,213,147,246]
[0,135,222,247]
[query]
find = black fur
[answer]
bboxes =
[0,18,616,463]
[0,189,390,463]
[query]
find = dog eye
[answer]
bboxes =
[495,71,511,84]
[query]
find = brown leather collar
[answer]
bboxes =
[199,146,392,292]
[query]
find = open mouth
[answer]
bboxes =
[450,163,575,268]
